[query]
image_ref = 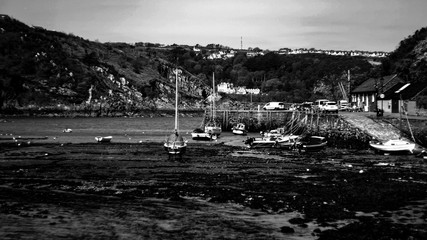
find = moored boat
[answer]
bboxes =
[95,136,112,143]
[164,131,187,155]
[193,72,222,140]
[244,136,278,149]
[232,123,247,135]
[191,128,215,140]
[369,139,415,154]
[164,68,187,158]
[275,134,300,149]
[261,128,285,138]
[63,128,72,133]
[204,121,222,137]
[296,135,327,152]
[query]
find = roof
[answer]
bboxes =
[351,74,403,94]
[383,82,427,100]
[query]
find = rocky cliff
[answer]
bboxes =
[0,15,210,114]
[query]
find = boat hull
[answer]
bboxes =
[232,123,247,135]
[164,142,187,155]
[205,126,222,136]
[191,132,214,141]
[244,137,277,149]
[276,135,300,149]
[232,129,247,135]
[296,136,327,152]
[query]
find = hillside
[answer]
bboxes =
[0,15,209,115]
[1,15,426,115]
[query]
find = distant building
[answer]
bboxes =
[217,82,260,95]
[217,82,235,94]
[350,74,427,115]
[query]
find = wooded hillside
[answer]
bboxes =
[1,15,426,114]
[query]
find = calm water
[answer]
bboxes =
[0,117,254,145]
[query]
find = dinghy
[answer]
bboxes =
[95,136,112,143]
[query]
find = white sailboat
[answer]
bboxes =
[164,68,187,157]
[369,139,415,153]
[192,72,222,140]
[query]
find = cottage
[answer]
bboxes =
[350,74,427,115]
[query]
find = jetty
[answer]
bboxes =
[341,113,406,140]
[202,109,420,148]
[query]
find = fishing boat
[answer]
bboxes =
[191,128,215,141]
[95,136,112,143]
[192,72,221,140]
[369,139,415,154]
[232,123,247,135]
[295,135,327,152]
[275,134,300,149]
[164,68,187,157]
[261,128,285,138]
[244,136,278,149]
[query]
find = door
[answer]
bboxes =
[391,99,399,113]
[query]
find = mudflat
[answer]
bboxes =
[0,142,426,239]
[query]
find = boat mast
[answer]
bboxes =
[212,72,215,122]
[175,68,179,132]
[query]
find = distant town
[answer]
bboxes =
[134,42,389,60]
[203,47,389,60]
[133,42,389,96]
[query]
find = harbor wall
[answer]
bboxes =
[205,110,372,149]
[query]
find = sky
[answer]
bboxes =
[1,0,427,52]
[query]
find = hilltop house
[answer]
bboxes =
[217,82,260,95]
[350,74,426,115]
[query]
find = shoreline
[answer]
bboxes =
[0,108,206,118]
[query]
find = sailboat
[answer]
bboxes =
[164,68,187,157]
[192,72,222,140]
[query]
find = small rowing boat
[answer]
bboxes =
[95,136,112,143]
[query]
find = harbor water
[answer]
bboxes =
[0,116,260,146]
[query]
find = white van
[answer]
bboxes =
[263,102,285,110]
[323,101,339,113]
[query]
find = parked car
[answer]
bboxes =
[313,99,329,111]
[263,102,285,110]
[298,102,313,111]
[323,101,339,113]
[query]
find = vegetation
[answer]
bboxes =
[0,15,426,114]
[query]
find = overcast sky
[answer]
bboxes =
[2,0,427,52]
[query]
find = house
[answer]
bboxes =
[350,74,427,115]
[217,82,235,94]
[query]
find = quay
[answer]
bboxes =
[204,109,426,147]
